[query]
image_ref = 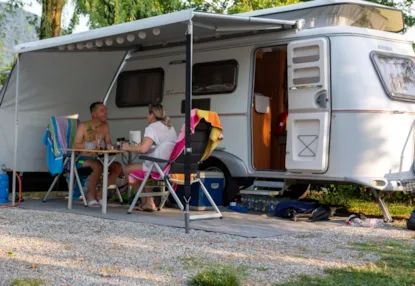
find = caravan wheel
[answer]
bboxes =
[199,158,239,206]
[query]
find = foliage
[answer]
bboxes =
[311,184,414,205]
[227,0,301,14]
[0,60,14,86]
[73,0,233,29]
[308,184,414,219]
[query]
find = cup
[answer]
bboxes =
[85,141,96,150]
[107,145,114,150]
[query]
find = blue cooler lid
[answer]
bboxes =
[198,171,224,179]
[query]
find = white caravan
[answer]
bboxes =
[0,0,414,220]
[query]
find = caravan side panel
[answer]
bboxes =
[324,36,415,187]
[106,46,253,167]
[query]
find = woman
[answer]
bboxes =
[123,104,177,211]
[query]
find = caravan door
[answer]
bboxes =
[285,38,331,173]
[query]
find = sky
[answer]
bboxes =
[2,0,415,39]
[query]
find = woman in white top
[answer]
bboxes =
[123,104,177,211]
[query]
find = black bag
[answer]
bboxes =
[310,206,336,222]
[407,209,415,230]
[284,205,336,222]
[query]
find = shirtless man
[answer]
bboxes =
[73,102,122,207]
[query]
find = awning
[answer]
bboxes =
[14,9,299,54]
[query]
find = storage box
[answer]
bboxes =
[175,172,224,210]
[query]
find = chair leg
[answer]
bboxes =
[164,178,184,211]
[74,169,88,207]
[127,171,152,214]
[43,174,61,202]
[189,180,222,221]
[199,180,221,214]
[116,186,124,204]
[157,183,169,211]
[128,185,132,205]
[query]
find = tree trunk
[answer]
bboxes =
[39,0,65,39]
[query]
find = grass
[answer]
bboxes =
[346,200,413,220]
[188,267,241,286]
[295,233,322,239]
[278,239,415,286]
[11,278,46,286]
[254,266,269,272]
[181,256,250,286]
[307,185,414,220]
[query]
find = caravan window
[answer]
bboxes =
[116,68,164,108]
[193,60,238,95]
[371,52,415,101]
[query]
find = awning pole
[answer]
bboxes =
[184,20,193,234]
[103,50,133,105]
[12,55,20,205]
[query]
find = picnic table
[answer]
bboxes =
[62,148,126,214]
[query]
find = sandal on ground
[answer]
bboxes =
[88,200,100,207]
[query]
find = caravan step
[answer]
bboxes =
[253,180,284,189]
[240,189,282,196]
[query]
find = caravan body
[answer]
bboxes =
[106,0,415,195]
[0,0,414,200]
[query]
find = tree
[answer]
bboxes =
[39,0,66,39]
[73,0,229,29]
[227,0,301,14]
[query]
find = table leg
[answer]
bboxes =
[102,153,109,214]
[68,151,75,209]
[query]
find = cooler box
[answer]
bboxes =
[175,172,224,210]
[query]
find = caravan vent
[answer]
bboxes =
[293,67,320,85]
[292,45,320,64]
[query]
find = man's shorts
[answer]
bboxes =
[76,156,100,169]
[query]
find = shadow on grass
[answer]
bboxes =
[278,240,415,286]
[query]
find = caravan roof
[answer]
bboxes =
[238,0,405,33]
[13,10,297,54]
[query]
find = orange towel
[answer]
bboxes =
[195,109,224,161]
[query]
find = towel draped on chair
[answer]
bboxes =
[42,116,79,176]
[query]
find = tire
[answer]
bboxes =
[199,158,239,206]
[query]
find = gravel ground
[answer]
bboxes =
[0,208,414,286]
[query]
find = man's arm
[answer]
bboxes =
[73,123,86,149]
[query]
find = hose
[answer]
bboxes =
[0,169,22,208]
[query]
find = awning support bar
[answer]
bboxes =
[12,55,20,205]
[184,20,193,234]
[103,49,133,105]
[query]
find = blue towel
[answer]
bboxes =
[42,116,79,176]
[43,128,64,176]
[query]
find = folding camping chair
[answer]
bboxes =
[42,116,124,205]
[127,118,222,221]
[42,116,91,205]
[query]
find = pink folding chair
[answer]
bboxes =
[127,118,222,221]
